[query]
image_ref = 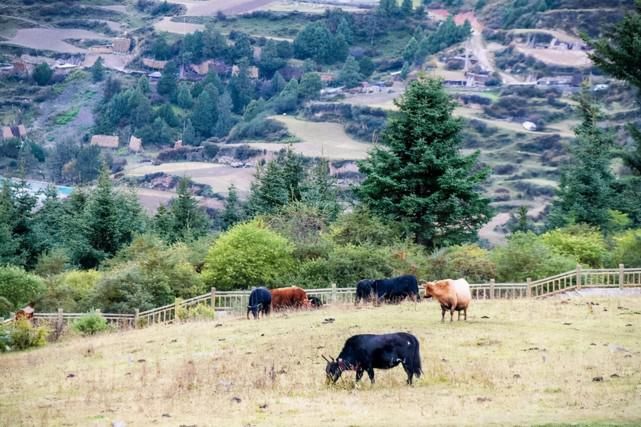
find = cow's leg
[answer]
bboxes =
[367,368,375,384]
[464,308,467,321]
[403,363,413,385]
[355,369,364,382]
[450,309,454,322]
[441,306,446,322]
[458,310,461,321]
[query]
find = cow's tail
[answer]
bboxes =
[410,336,422,378]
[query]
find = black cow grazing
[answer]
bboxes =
[323,332,422,385]
[247,287,272,319]
[308,296,323,308]
[354,279,374,305]
[371,275,420,304]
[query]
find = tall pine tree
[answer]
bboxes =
[357,78,492,248]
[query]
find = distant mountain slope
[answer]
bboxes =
[480,0,634,37]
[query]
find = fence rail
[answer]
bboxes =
[3,266,641,329]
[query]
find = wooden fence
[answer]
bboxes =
[3,265,641,329]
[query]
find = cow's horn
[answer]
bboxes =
[321,354,331,363]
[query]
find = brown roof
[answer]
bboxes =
[1,126,13,140]
[231,65,259,79]
[16,125,27,138]
[91,134,119,149]
[112,38,131,53]
[174,140,183,149]
[191,61,211,76]
[142,57,168,70]
[129,135,143,152]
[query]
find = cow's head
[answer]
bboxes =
[322,355,343,383]
[422,282,435,299]
[247,302,263,319]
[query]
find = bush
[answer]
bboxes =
[176,301,216,321]
[72,312,109,335]
[7,320,49,351]
[38,270,101,313]
[202,220,295,290]
[540,225,608,267]
[611,229,641,267]
[329,209,403,247]
[429,244,496,282]
[0,326,11,352]
[492,232,577,282]
[0,266,46,318]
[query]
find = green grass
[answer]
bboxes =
[1,297,640,426]
[53,106,80,125]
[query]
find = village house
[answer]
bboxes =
[1,125,28,141]
[90,134,119,149]
[231,65,259,79]
[142,57,168,70]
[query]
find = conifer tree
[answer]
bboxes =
[358,78,491,248]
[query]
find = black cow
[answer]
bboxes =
[247,287,272,319]
[309,296,323,308]
[371,275,420,304]
[354,279,374,305]
[323,332,422,385]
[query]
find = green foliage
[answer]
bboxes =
[540,225,608,267]
[492,232,577,282]
[53,107,80,125]
[91,56,105,82]
[299,73,322,100]
[0,266,45,318]
[202,220,295,290]
[154,177,210,243]
[33,62,53,86]
[358,57,375,78]
[4,320,49,351]
[612,229,641,267]
[157,61,178,98]
[329,208,403,247]
[176,301,216,321]
[548,88,614,230]
[338,56,362,88]
[229,61,255,114]
[177,82,194,109]
[428,244,496,282]
[72,312,109,336]
[293,22,347,65]
[272,79,300,114]
[357,78,492,248]
[415,17,471,63]
[38,269,101,313]
[221,184,245,231]
[191,84,219,138]
[34,249,70,278]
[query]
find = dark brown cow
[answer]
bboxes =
[270,286,309,311]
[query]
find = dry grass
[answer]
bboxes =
[1,28,109,53]
[2,298,641,426]
[238,116,373,160]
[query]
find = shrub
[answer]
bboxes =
[0,266,46,318]
[540,225,608,267]
[429,244,496,282]
[8,320,49,351]
[202,220,295,290]
[0,326,11,352]
[176,301,216,321]
[611,229,641,267]
[38,270,101,313]
[329,209,403,247]
[492,232,577,282]
[72,312,109,335]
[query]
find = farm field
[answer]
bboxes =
[0,28,110,53]
[253,115,372,160]
[1,297,641,426]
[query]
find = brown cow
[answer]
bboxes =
[270,286,309,311]
[422,278,471,322]
[15,304,35,322]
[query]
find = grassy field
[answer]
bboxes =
[1,297,641,426]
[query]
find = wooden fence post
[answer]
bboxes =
[57,308,64,330]
[174,298,180,322]
[526,278,532,298]
[210,287,216,309]
[331,283,337,304]
[576,264,582,290]
[490,279,495,299]
[619,264,625,290]
[134,309,139,329]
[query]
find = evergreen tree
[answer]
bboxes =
[32,62,53,86]
[509,206,530,234]
[331,34,349,64]
[358,57,376,79]
[191,85,219,138]
[91,56,105,82]
[400,61,410,80]
[229,60,254,114]
[182,118,198,146]
[301,158,340,222]
[166,177,210,242]
[401,0,413,16]
[338,56,362,88]
[272,78,299,114]
[176,82,194,108]
[83,166,119,260]
[403,37,418,63]
[357,78,492,248]
[157,103,180,128]
[336,17,354,44]
[270,71,287,97]
[221,184,244,230]
[547,88,615,230]
[137,75,150,94]
[214,90,234,137]
[104,76,122,101]
[293,22,334,64]
[157,61,178,98]
[299,72,322,100]
[258,39,286,79]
